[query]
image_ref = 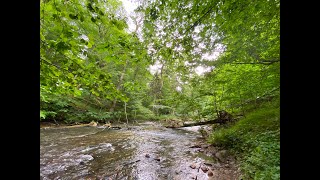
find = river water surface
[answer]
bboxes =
[40,122,216,180]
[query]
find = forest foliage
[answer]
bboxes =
[40,0,279,124]
[40,0,279,178]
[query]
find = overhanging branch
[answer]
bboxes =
[230,60,280,65]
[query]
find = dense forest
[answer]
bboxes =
[40,0,279,179]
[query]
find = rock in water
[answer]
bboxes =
[190,163,197,169]
[203,162,213,166]
[99,143,112,148]
[89,121,97,126]
[201,166,209,173]
[98,143,115,152]
[77,154,94,164]
[207,170,214,177]
[190,144,201,148]
[104,123,112,128]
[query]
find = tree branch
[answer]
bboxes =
[230,60,279,65]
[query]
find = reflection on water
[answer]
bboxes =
[40,122,214,179]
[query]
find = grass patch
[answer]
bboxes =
[208,103,280,179]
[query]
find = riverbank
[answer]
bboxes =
[179,125,242,179]
[207,102,280,179]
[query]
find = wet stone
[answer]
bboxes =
[197,149,204,152]
[201,166,209,173]
[204,162,213,166]
[190,163,197,169]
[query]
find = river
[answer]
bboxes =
[40,121,230,179]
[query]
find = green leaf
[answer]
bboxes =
[40,110,46,119]
[80,15,85,22]
[91,17,96,23]
[87,42,93,48]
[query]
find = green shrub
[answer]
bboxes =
[40,110,57,120]
[208,104,280,179]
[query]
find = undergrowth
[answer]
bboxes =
[208,100,280,180]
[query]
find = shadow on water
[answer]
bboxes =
[40,122,216,179]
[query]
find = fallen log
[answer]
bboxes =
[165,118,226,128]
[166,110,236,128]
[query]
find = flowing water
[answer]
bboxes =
[40,122,216,180]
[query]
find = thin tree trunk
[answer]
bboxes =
[110,60,128,112]
[159,63,165,91]
[239,89,245,117]
[222,85,225,110]
[125,102,128,125]
[84,92,92,109]
[213,89,219,118]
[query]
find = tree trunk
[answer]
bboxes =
[159,63,165,91]
[165,118,226,128]
[125,101,128,125]
[110,60,128,112]
[238,89,245,117]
